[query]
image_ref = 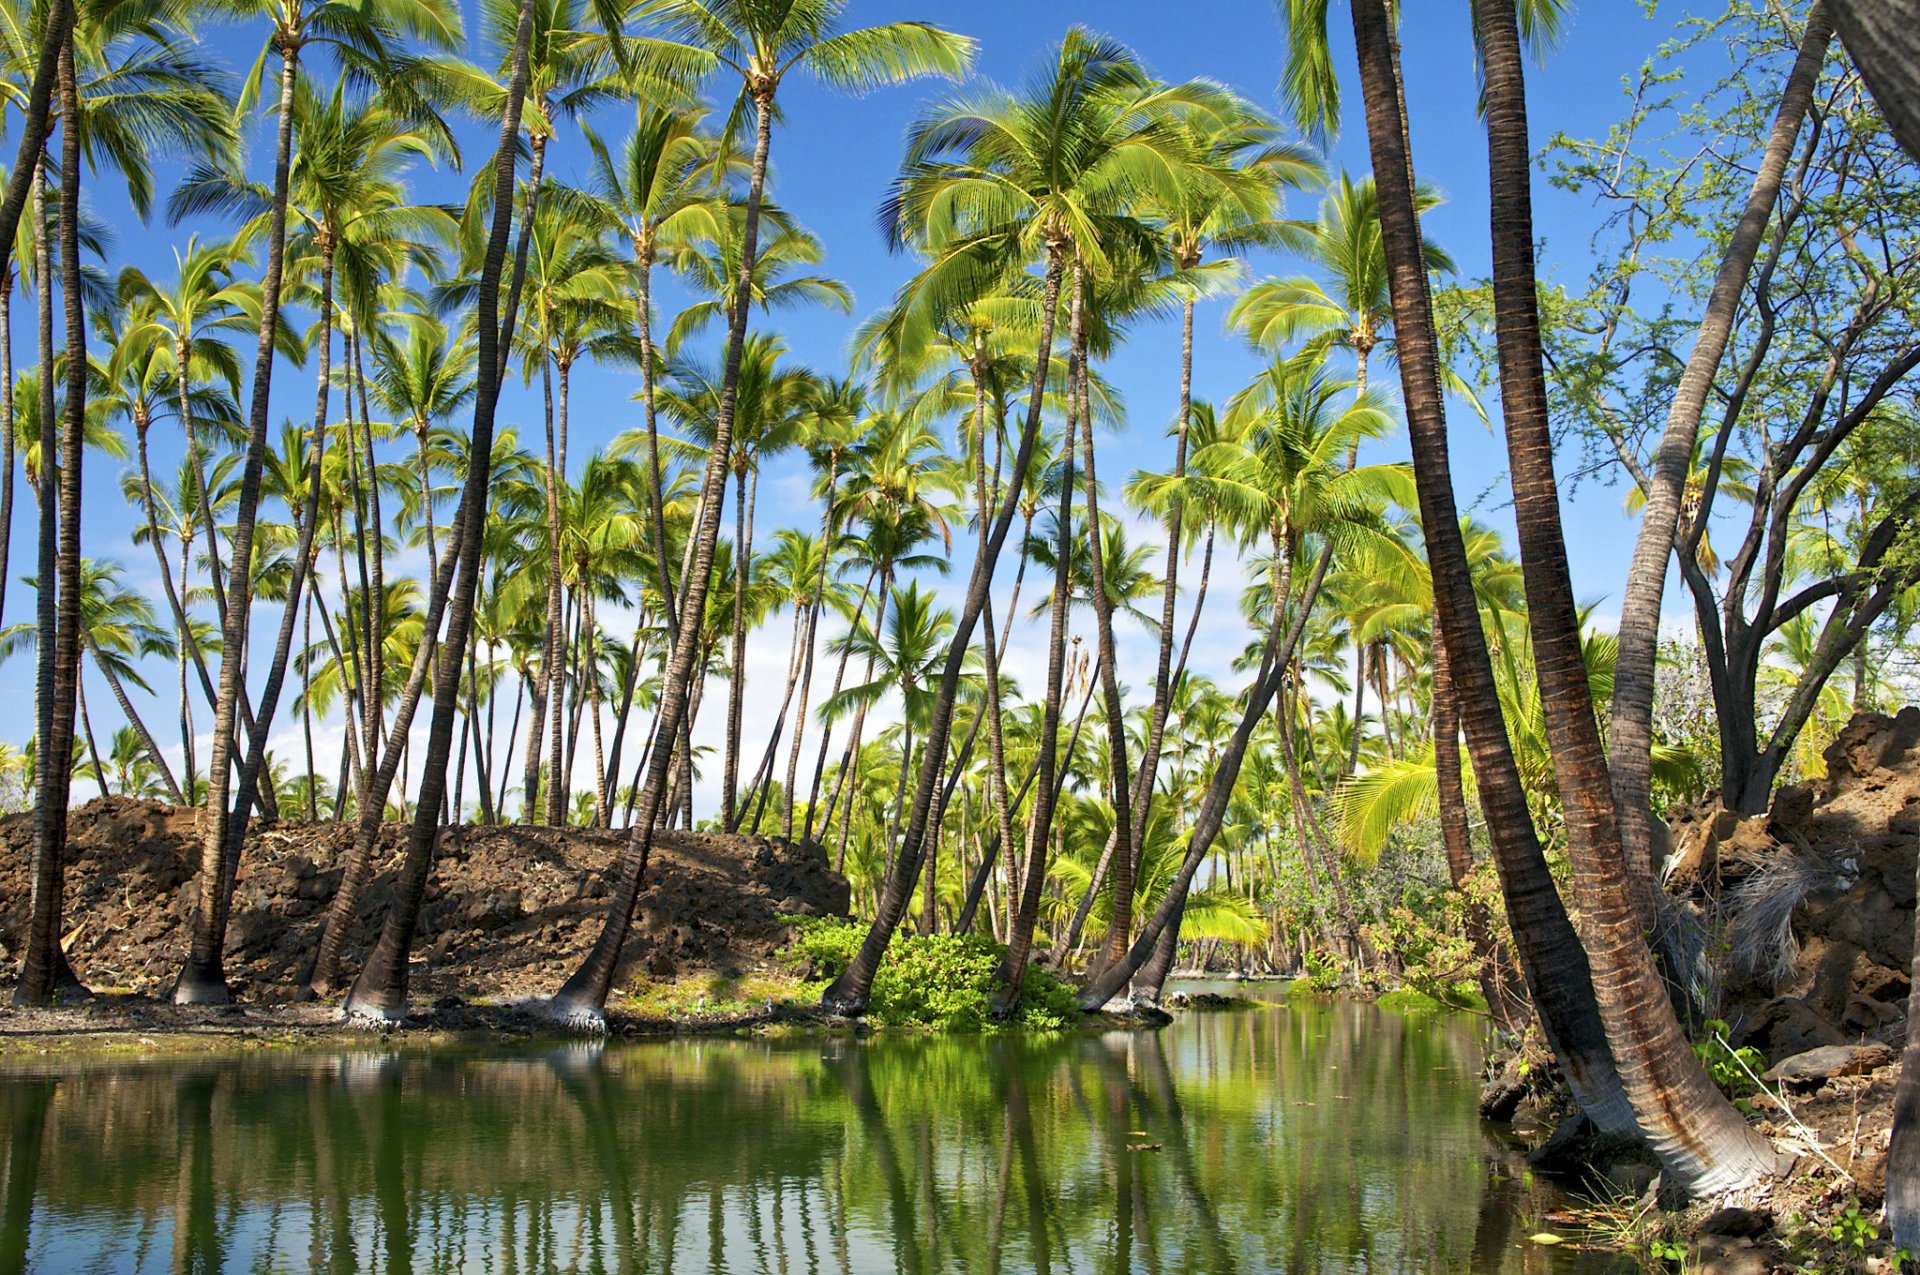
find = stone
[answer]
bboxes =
[1762,1042,1894,1088]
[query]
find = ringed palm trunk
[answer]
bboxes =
[545,88,778,1026]
[541,348,566,826]
[15,65,85,1006]
[1340,0,1640,1140]
[174,41,300,1005]
[723,464,748,830]
[1475,0,1776,1190]
[0,275,12,631]
[1607,3,1833,924]
[996,276,1083,1008]
[339,0,538,1024]
[1070,298,1135,976]
[781,456,838,839]
[820,241,1069,1015]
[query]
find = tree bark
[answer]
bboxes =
[546,82,777,1025]
[174,41,300,1006]
[1608,2,1833,925]
[338,0,538,1025]
[820,241,1068,1015]
[1476,0,1777,1190]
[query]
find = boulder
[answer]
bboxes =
[1761,1042,1895,1088]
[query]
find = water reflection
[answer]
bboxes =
[0,999,1625,1274]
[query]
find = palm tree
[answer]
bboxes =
[0,559,183,802]
[165,0,461,1007]
[336,0,536,1023]
[550,0,972,1027]
[1606,5,1835,933]
[1473,0,1776,1190]
[1259,0,1646,1149]
[825,28,1183,1014]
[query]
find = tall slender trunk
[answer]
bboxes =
[781,455,839,839]
[803,565,877,841]
[0,278,13,631]
[1476,0,1776,1190]
[547,84,777,1025]
[338,0,537,1024]
[997,274,1083,1007]
[1337,0,1639,1140]
[820,240,1067,1015]
[175,42,299,1005]
[540,344,566,826]
[830,568,891,868]
[1608,3,1833,923]
[1071,288,1136,975]
[723,464,749,829]
[353,332,386,775]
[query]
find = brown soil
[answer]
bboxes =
[0,797,851,1011]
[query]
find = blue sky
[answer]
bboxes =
[0,0,1718,807]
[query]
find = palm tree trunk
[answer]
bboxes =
[86,633,183,803]
[218,279,335,905]
[352,333,386,766]
[18,43,88,1006]
[340,0,538,1024]
[1071,283,1135,975]
[76,680,106,803]
[998,274,1083,1007]
[820,242,1068,1016]
[1476,0,1776,1190]
[1339,0,1639,1140]
[803,565,878,842]
[1126,288,1197,891]
[1608,2,1833,925]
[540,347,566,826]
[175,41,300,1005]
[0,278,13,631]
[830,568,891,869]
[1081,531,1332,1011]
[781,456,838,839]
[548,81,777,1025]
[723,464,749,829]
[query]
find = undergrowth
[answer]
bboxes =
[787,917,1080,1032]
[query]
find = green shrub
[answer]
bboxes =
[788,917,1079,1032]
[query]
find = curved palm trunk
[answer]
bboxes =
[352,334,386,778]
[1475,0,1776,1190]
[546,88,777,1026]
[820,243,1067,1015]
[1608,3,1833,923]
[338,0,537,1024]
[85,634,183,803]
[1339,0,1640,1141]
[175,43,300,1005]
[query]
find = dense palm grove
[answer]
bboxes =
[5,0,1920,1219]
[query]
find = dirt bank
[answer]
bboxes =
[0,798,852,1010]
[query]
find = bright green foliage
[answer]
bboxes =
[790,917,1078,1031]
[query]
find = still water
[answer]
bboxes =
[1,987,1628,1274]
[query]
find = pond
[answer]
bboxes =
[1,987,1630,1273]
